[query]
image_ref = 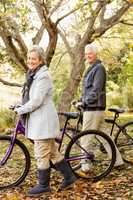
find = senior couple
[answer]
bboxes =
[15,44,123,197]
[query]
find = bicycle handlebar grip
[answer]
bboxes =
[71,100,77,106]
[9,105,15,110]
[9,105,21,110]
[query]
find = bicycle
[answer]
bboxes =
[105,108,133,164]
[72,103,133,165]
[0,105,116,190]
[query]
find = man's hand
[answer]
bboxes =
[75,101,83,108]
[71,100,83,110]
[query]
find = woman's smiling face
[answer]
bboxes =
[27,51,42,71]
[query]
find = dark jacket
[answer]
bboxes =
[82,59,106,111]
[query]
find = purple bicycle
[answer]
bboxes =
[0,106,116,190]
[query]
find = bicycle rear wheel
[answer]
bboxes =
[65,130,116,181]
[116,122,133,164]
[0,136,31,190]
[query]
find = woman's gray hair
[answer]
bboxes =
[28,45,46,64]
[85,44,98,54]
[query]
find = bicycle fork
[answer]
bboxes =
[0,135,16,166]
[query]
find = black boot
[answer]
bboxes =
[27,168,51,197]
[55,159,77,189]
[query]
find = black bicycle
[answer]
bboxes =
[105,108,133,164]
[0,106,116,190]
[72,103,133,165]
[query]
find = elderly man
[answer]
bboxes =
[79,43,124,172]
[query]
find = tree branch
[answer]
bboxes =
[32,0,47,23]
[55,2,89,25]
[92,1,131,40]
[104,2,131,27]
[53,51,67,71]
[0,78,22,87]
[57,27,74,58]
[56,6,81,25]
[0,26,27,71]
[120,20,133,26]
[32,0,58,66]
[81,1,105,46]
[99,5,106,26]
[32,24,45,44]
[50,0,63,16]
[6,17,28,61]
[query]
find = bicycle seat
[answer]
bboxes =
[108,108,125,114]
[105,119,114,123]
[58,112,79,119]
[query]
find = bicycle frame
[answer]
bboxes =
[115,121,133,145]
[106,112,133,145]
[106,112,123,136]
[58,113,81,151]
[0,120,25,166]
[1,110,93,167]
[58,113,94,162]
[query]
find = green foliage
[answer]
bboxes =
[122,85,133,109]
[0,47,24,74]
[0,0,31,33]
[50,49,71,106]
[118,52,133,87]
[0,47,9,64]
[107,82,133,109]
[0,109,15,130]
[0,48,25,83]
[107,68,122,84]
[107,91,123,108]
[107,80,119,92]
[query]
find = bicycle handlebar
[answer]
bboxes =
[71,100,83,112]
[9,105,21,110]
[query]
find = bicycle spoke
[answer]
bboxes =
[65,130,116,181]
[0,136,30,189]
[117,122,133,163]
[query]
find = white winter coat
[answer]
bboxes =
[16,66,60,140]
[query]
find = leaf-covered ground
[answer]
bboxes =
[0,162,133,200]
[0,114,133,200]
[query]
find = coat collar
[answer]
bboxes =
[85,59,101,76]
[34,65,48,79]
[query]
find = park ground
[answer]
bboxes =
[0,162,133,200]
[0,114,133,200]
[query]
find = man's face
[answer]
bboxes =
[85,49,97,64]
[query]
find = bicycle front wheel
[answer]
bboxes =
[116,121,133,164]
[0,136,31,190]
[65,130,116,181]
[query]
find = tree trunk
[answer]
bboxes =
[58,47,85,113]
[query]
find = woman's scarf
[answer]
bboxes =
[21,63,44,125]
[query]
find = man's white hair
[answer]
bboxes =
[85,44,98,54]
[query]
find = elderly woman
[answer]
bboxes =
[15,45,77,197]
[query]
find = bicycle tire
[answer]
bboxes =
[115,121,133,164]
[0,136,31,190]
[65,130,116,181]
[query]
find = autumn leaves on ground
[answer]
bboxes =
[0,162,133,200]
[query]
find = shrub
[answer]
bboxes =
[0,109,15,131]
[107,91,123,108]
[122,85,133,110]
